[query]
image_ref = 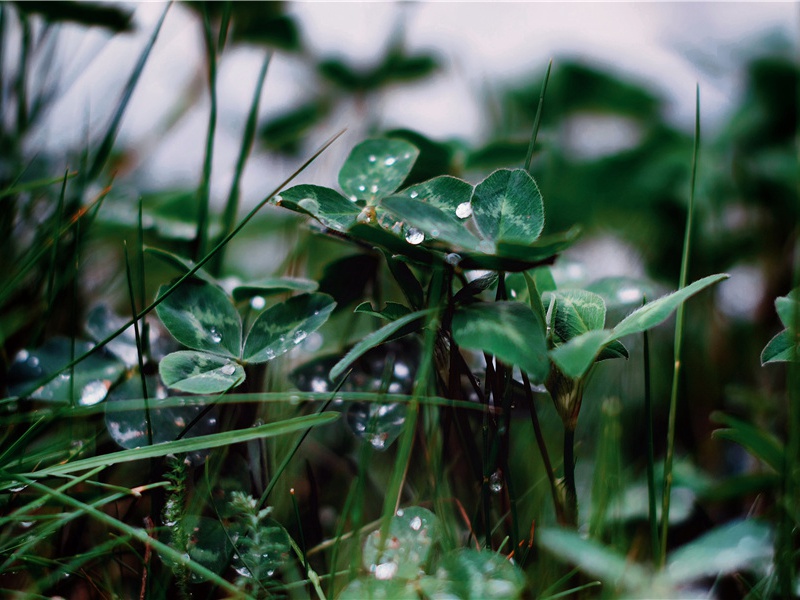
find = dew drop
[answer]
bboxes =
[368,432,388,450]
[209,327,222,344]
[370,184,379,194]
[271,195,283,206]
[489,470,503,494]
[410,516,422,531]
[17,349,29,361]
[79,380,108,406]
[391,221,403,235]
[396,509,405,517]
[430,229,440,238]
[358,184,366,192]
[456,202,473,219]
[405,227,424,245]
[445,253,462,266]
[368,154,377,163]
[374,561,398,580]
[310,376,328,393]
[293,330,308,344]
[27,356,40,368]
[250,295,266,310]
[221,363,236,376]
[384,156,397,166]
[409,191,419,199]
[357,206,376,224]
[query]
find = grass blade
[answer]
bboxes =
[524,58,552,173]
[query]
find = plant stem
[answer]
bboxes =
[563,426,577,527]
[660,85,700,564]
[643,323,660,564]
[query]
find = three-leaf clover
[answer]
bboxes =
[156,278,335,393]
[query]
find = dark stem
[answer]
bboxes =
[563,426,577,527]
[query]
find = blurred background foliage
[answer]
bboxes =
[0,0,798,596]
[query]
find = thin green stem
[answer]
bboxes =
[643,321,659,564]
[660,85,700,564]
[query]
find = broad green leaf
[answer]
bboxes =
[611,273,728,339]
[230,516,290,582]
[347,402,407,450]
[355,301,412,321]
[339,139,420,204]
[155,278,242,358]
[243,293,335,363]
[776,288,800,329]
[86,304,143,366]
[452,302,549,382]
[418,549,527,599]
[538,527,649,591]
[347,223,438,266]
[453,272,499,304]
[362,507,439,578]
[382,250,424,310]
[711,412,784,472]
[159,351,244,394]
[551,289,607,344]
[392,175,474,213]
[25,412,340,478]
[597,339,629,361]
[7,338,125,404]
[761,329,798,364]
[329,308,435,381]
[232,277,318,303]
[274,184,359,231]
[456,229,577,272]
[548,329,613,379]
[471,168,544,244]
[666,520,773,583]
[381,194,483,251]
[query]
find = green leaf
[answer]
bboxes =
[551,289,606,345]
[452,302,549,383]
[549,273,728,379]
[243,293,336,363]
[382,250,424,310]
[761,329,798,364]
[453,272,499,304]
[418,549,527,599]
[471,168,544,244]
[329,308,435,381]
[776,289,800,330]
[711,412,784,472]
[392,175,474,213]
[347,402,408,450]
[381,195,482,252]
[665,520,773,583]
[347,223,438,266]
[155,278,242,358]
[339,139,420,204]
[232,277,318,303]
[362,507,439,578]
[338,578,417,599]
[538,527,649,591]
[24,413,340,479]
[159,351,244,394]
[611,273,728,339]
[275,184,359,232]
[355,301,412,321]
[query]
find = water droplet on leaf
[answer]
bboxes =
[221,363,236,376]
[293,330,308,344]
[489,470,503,494]
[374,561,398,580]
[209,327,222,344]
[368,155,377,163]
[445,253,462,266]
[410,516,422,531]
[357,206,376,224]
[79,380,108,406]
[250,295,266,310]
[405,228,424,245]
[456,202,473,219]
[409,191,419,199]
[384,156,397,166]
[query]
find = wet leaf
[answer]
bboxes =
[275,184,359,232]
[381,194,482,252]
[242,293,335,363]
[159,351,244,394]
[7,338,125,404]
[666,519,773,583]
[711,412,784,472]
[155,278,242,358]
[363,507,439,579]
[162,516,231,583]
[338,578,417,599]
[231,517,291,582]
[471,168,544,244]
[85,304,146,366]
[419,549,527,599]
[339,139,419,204]
[391,175,473,214]
[347,402,407,451]
[232,277,318,303]
[452,302,549,382]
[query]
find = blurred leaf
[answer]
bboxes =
[711,412,784,473]
[538,526,649,591]
[275,184,358,232]
[384,129,460,185]
[155,278,242,358]
[585,276,655,309]
[466,140,529,171]
[381,250,424,310]
[452,301,549,382]
[329,308,434,381]
[339,139,419,204]
[418,549,527,599]
[259,100,331,154]
[7,338,125,404]
[472,168,544,244]
[362,507,439,577]
[232,277,318,303]
[665,519,773,583]
[12,1,132,32]
[347,401,407,451]
[761,330,797,364]
[167,516,231,583]
[338,578,417,599]
[187,1,300,50]
[453,272,499,304]
[159,351,243,394]
[242,293,335,363]
[144,247,215,282]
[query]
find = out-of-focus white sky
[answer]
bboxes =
[27,2,798,201]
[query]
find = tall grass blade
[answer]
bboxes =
[643,322,659,564]
[524,58,552,173]
[660,84,700,564]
